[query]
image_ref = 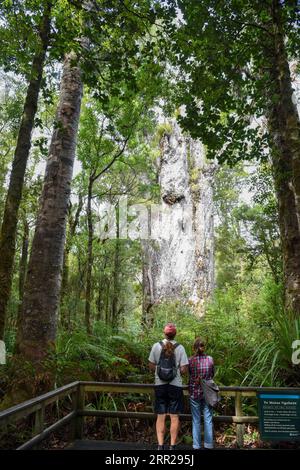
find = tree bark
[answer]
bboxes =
[270,141,300,314]
[16,52,83,362]
[0,2,52,340]
[85,177,93,335]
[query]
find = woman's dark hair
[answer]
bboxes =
[193,337,205,355]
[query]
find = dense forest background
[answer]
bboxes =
[0,0,300,434]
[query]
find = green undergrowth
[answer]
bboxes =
[1,276,299,411]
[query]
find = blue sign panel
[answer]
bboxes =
[257,391,300,440]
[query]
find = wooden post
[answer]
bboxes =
[34,404,45,436]
[235,392,244,448]
[74,384,85,440]
[32,404,45,449]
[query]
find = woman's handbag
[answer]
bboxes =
[200,379,221,408]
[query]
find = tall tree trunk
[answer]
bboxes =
[16,53,83,362]
[265,0,300,314]
[85,178,93,335]
[269,128,300,314]
[0,2,52,340]
[271,0,300,229]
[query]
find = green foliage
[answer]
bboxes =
[54,320,151,384]
[243,281,300,386]
[199,276,299,387]
[1,0,299,423]
[85,393,121,440]
[214,162,282,287]
[0,74,26,218]
[162,0,299,164]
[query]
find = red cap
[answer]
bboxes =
[164,323,177,335]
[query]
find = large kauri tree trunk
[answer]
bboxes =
[142,120,215,318]
[0,2,52,340]
[16,53,83,362]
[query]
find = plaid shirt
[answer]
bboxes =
[188,354,214,400]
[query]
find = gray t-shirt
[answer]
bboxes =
[148,339,189,387]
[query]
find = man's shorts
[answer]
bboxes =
[154,384,184,414]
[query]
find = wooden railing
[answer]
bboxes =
[0,381,79,450]
[0,382,299,449]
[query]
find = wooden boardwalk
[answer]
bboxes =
[1,381,299,450]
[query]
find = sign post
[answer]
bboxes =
[257,390,300,441]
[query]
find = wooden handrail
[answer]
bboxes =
[0,381,299,449]
[80,381,300,392]
[78,409,259,424]
[16,411,76,450]
[0,381,79,427]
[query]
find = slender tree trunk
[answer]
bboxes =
[141,196,154,326]
[141,241,155,327]
[15,217,29,326]
[111,204,120,328]
[60,195,83,327]
[96,259,107,321]
[105,279,111,325]
[0,2,52,340]
[85,178,93,335]
[96,284,102,321]
[16,53,83,362]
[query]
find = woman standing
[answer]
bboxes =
[189,337,215,450]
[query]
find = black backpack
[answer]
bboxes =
[157,341,180,382]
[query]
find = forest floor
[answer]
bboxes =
[38,419,300,450]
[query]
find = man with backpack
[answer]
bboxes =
[148,322,189,450]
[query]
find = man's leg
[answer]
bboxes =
[169,414,180,446]
[156,414,166,446]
